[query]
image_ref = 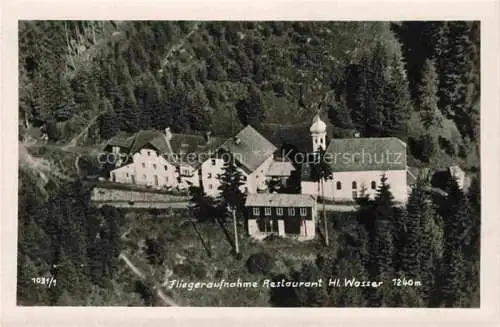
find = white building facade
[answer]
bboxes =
[201,126,282,197]
[110,148,178,189]
[301,115,409,204]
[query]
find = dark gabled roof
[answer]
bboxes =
[258,123,358,154]
[267,160,295,177]
[325,137,407,172]
[103,129,226,169]
[170,134,225,155]
[129,130,171,155]
[245,193,316,208]
[106,132,134,149]
[168,133,225,169]
[220,125,277,173]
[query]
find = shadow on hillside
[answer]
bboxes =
[215,216,237,254]
[189,219,213,258]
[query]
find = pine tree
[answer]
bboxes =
[326,92,352,129]
[217,152,246,212]
[236,83,265,127]
[190,186,219,223]
[417,59,442,129]
[367,175,397,306]
[368,219,393,306]
[373,175,396,229]
[382,55,411,137]
[401,181,428,279]
[98,100,118,140]
[440,177,473,307]
[217,152,246,255]
[436,21,477,139]
[345,44,392,137]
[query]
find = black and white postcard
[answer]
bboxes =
[1,1,500,327]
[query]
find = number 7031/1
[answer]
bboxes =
[32,276,57,287]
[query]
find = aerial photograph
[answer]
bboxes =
[17,21,480,307]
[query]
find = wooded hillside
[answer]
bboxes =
[19,21,479,160]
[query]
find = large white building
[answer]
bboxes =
[301,115,409,203]
[201,125,295,197]
[105,128,224,190]
[104,114,409,204]
[105,125,295,195]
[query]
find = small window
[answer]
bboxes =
[153,164,157,169]
[288,208,295,215]
[208,173,212,178]
[315,139,318,144]
[352,181,357,189]
[147,151,151,156]
[371,181,377,190]
[276,208,284,216]
[336,181,342,190]
[166,177,169,182]
[126,173,129,177]
[208,184,213,189]
[320,138,323,144]
[352,190,358,199]
[142,174,147,180]
[164,165,168,171]
[142,162,146,168]
[300,208,307,217]
[111,173,116,182]
[253,207,260,215]
[211,159,216,166]
[264,208,271,216]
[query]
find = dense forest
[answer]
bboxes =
[18,21,480,307]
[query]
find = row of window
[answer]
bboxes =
[112,172,169,184]
[253,207,307,217]
[206,172,247,181]
[336,181,378,190]
[140,162,168,171]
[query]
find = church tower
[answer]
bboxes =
[310,114,327,152]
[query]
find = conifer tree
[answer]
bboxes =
[367,175,397,306]
[401,181,427,279]
[326,92,352,129]
[217,152,246,213]
[436,21,477,138]
[382,55,411,137]
[217,152,246,255]
[440,177,473,307]
[417,59,442,129]
[236,83,265,127]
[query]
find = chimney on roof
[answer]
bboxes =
[204,131,212,144]
[234,136,241,145]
